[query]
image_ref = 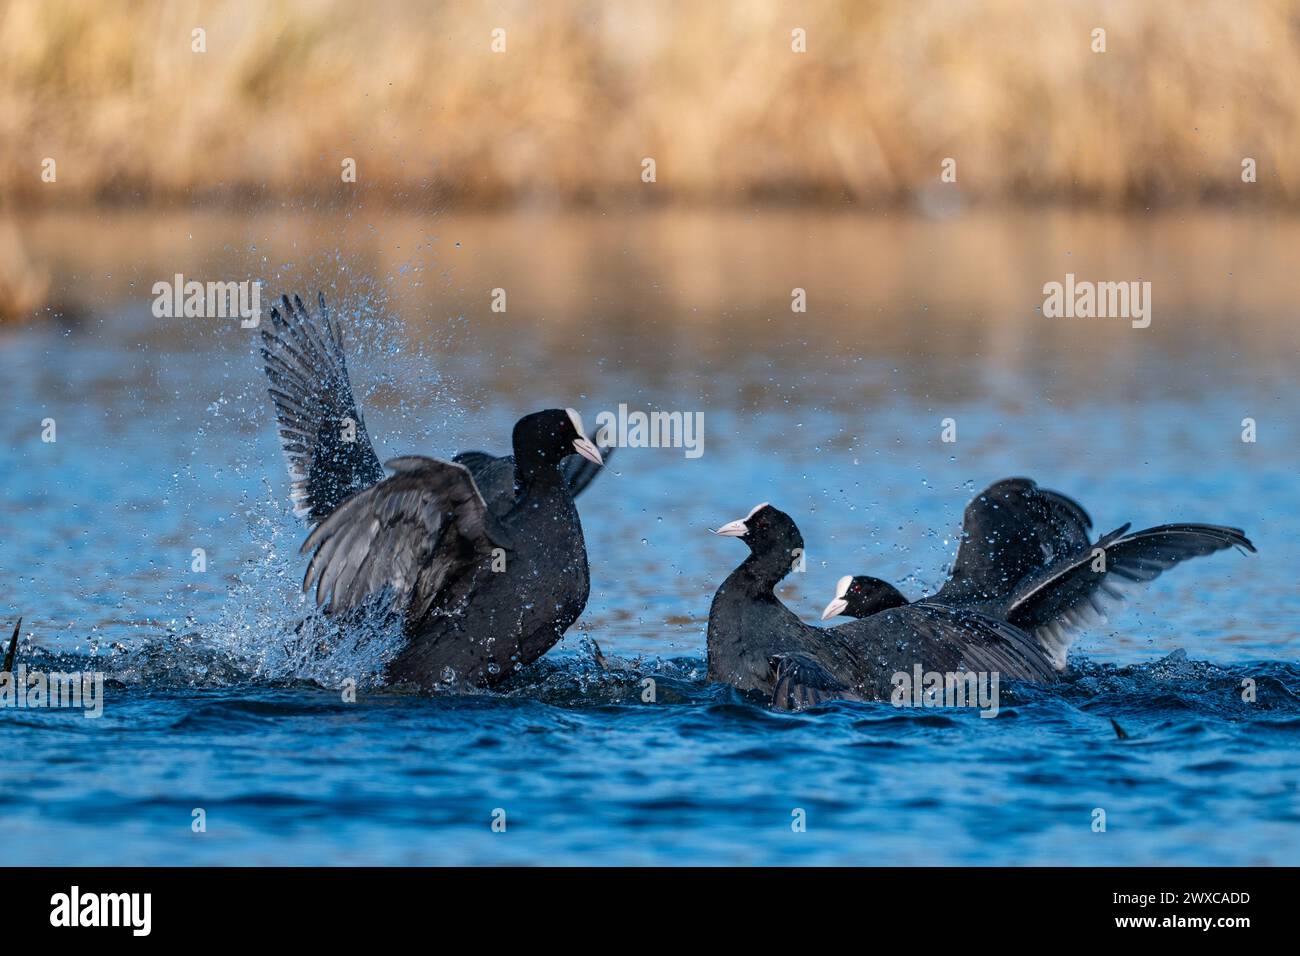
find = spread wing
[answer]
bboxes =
[1005,523,1255,669]
[300,456,512,624]
[937,477,1093,604]
[261,292,385,523]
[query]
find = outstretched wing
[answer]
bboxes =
[1006,524,1255,669]
[937,477,1093,604]
[262,292,385,523]
[300,456,512,624]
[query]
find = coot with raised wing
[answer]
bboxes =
[706,503,1058,711]
[260,293,608,691]
[820,478,1255,670]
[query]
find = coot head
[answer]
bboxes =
[513,408,604,474]
[713,503,804,556]
[820,574,910,620]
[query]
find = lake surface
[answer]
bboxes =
[2,208,1298,864]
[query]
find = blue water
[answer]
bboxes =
[3,212,1298,864]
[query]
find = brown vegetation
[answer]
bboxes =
[1,0,1298,209]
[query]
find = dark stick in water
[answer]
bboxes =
[3,617,19,672]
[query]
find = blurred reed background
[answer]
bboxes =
[2,0,1298,207]
[2,0,1299,322]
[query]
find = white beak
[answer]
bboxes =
[712,518,748,537]
[820,597,848,621]
[572,437,604,466]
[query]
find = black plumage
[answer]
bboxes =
[821,478,1255,670]
[260,293,611,691]
[261,293,384,522]
[706,504,1057,711]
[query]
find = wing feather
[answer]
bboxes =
[938,477,1093,604]
[1006,523,1255,669]
[299,456,510,619]
[769,653,858,711]
[261,292,386,523]
[903,603,1059,683]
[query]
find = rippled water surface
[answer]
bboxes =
[2,210,1298,864]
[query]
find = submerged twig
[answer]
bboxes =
[590,638,610,672]
[3,617,20,672]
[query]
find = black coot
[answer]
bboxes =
[706,503,1057,711]
[821,477,1255,669]
[260,293,608,691]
